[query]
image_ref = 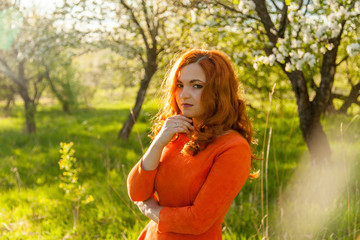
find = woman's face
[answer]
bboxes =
[175,63,206,122]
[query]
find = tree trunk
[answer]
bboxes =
[285,70,332,163]
[3,96,14,112]
[62,101,70,113]
[118,56,157,140]
[44,66,70,113]
[17,61,37,133]
[299,106,331,163]
[18,83,36,133]
[24,98,36,133]
[338,82,360,114]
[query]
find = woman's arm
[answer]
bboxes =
[127,115,193,201]
[142,115,193,170]
[137,140,251,235]
[135,196,163,223]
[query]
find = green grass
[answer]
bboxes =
[0,96,359,239]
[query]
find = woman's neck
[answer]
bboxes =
[192,118,201,127]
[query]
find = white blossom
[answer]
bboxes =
[303,29,312,44]
[320,46,326,54]
[288,3,298,12]
[297,49,305,58]
[289,50,299,59]
[182,0,190,6]
[17,51,24,61]
[278,44,289,56]
[316,25,328,39]
[346,43,360,57]
[249,0,357,75]
[254,54,276,67]
[355,2,360,14]
[268,54,276,65]
[291,39,302,48]
[311,43,318,53]
[270,28,277,36]
[313,0,320,7]
[307,4,314,11]
[295,60,304,70]
[303,52,316,67]
[330,23,342,38]
[288,11,295,22]
[276,53,285,63]
[190,10,197,23]
[285,62,294,72]
[238,0,256,15]
[327,43,334,51]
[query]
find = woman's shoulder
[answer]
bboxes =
[211,130,250,150]
[206,130,251,166]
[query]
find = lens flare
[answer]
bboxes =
[276,137,359,238]
[0,8,23,50]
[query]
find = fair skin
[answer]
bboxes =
[135,63,206,223]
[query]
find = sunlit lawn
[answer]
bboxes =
[0,93,359,239]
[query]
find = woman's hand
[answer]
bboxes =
[141,115,193,171]
[135,196,163,223]
[154,115,193,148]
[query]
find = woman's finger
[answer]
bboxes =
[171,115,193,123]
[177,126,191,134]
[172,121,193,132]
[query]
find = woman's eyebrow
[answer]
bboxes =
[177,79,205,83]
[190,79,205,83]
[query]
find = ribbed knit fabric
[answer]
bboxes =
[127,132,251,239]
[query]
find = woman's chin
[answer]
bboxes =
[180,112,192,118]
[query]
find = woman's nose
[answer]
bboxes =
[180,87,190,98]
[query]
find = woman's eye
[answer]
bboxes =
[193,84,203,89]
[176,84,183,88]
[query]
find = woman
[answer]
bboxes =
[127,49,256,239]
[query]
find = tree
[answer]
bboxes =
[44,52,80,113]
[0,73,16,113]
[0,3,57,133]
[332,52,360,114]
[54,0,197,139]
[0,0,89,131]
[113,0,193,140]
[207,0,360,162]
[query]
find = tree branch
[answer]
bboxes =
[0,57,24,88]
[336,55,349,67]
[141,0,153,41]
[333,82,360,113]
[119,0,149,50]
[253,0,277,45]
[214,0,260,21]
[345,58,354,87]
[270,0,281,12]
[277,2,288,38]
[332,93,347,101]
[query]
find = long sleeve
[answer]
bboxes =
[127,159,158,202]
[157,141,251,235]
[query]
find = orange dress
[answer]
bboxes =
[127,132,251,240]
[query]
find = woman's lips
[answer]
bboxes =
[182,104,193,108]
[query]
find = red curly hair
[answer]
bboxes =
[151,49,257,178]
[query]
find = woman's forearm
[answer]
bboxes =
[141,115,193,171]
[146,205,163,223]
[141,138,165,171]
[135,197,163,223]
